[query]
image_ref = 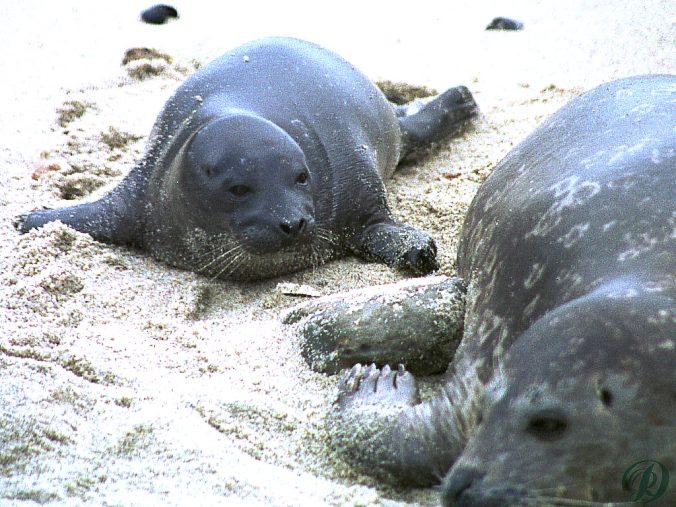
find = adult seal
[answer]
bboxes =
[327,75,675,506]
[18,37,477,280]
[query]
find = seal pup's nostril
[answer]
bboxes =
[280,218,310,237]
[279,222,292,235]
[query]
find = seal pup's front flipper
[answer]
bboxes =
[328,363,465,486]
[16,176,145,246]
[398,85,478,161]
[351,221,440,275]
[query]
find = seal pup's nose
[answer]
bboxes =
[442,467,484,506]
[279,216,314,240]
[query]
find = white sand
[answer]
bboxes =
[1,1,673,505]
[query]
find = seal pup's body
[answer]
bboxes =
[331,75,675,506]
[19,37,477,280]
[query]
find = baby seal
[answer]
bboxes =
[18,37,477,280]
[328,74,675,506]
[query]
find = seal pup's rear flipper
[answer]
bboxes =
[16,178,144,246]
[398,86,478,162]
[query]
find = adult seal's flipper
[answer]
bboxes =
[329,363,467,486]
[285,276,466,375]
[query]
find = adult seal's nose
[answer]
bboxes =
[279,216,314,241]
[442,467,484,506]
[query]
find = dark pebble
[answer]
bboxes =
[486,17,523,31]
[141,4,179,25]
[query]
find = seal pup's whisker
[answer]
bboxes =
[197,243,243,274]
[209,255,236,281]
[317,227,338,246]
[199,246,236,277]
[191,242,231,269]
[193,245,229,271]
[223,251,247,279]
[210,249,246,281]
[192,240,233,262]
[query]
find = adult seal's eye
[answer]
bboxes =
[229,185,251,197]
[296,171,309,184]
[526,413,568,441]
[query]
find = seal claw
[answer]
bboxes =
[337,363,420,409]
[338,363,362,394]
[361,363,380,392]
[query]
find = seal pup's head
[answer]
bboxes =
[180,112,317,257]
[441,282,675,506]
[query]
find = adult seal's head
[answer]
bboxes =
[442,285,675,506]
[175,113,316,254]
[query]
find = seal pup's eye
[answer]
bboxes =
[228,185,251,197]
[526,412,568,441]
[296,171,309,184]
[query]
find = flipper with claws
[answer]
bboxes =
[329,363,464,486]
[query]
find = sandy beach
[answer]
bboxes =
[1,1,674,505]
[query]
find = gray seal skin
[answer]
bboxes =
[18,37,478,280]
[330,74,675,506]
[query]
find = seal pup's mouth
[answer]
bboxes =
[238,229,318,256]
[188,222,337,280]
[241,242,312,258]
[239,226,338,273]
